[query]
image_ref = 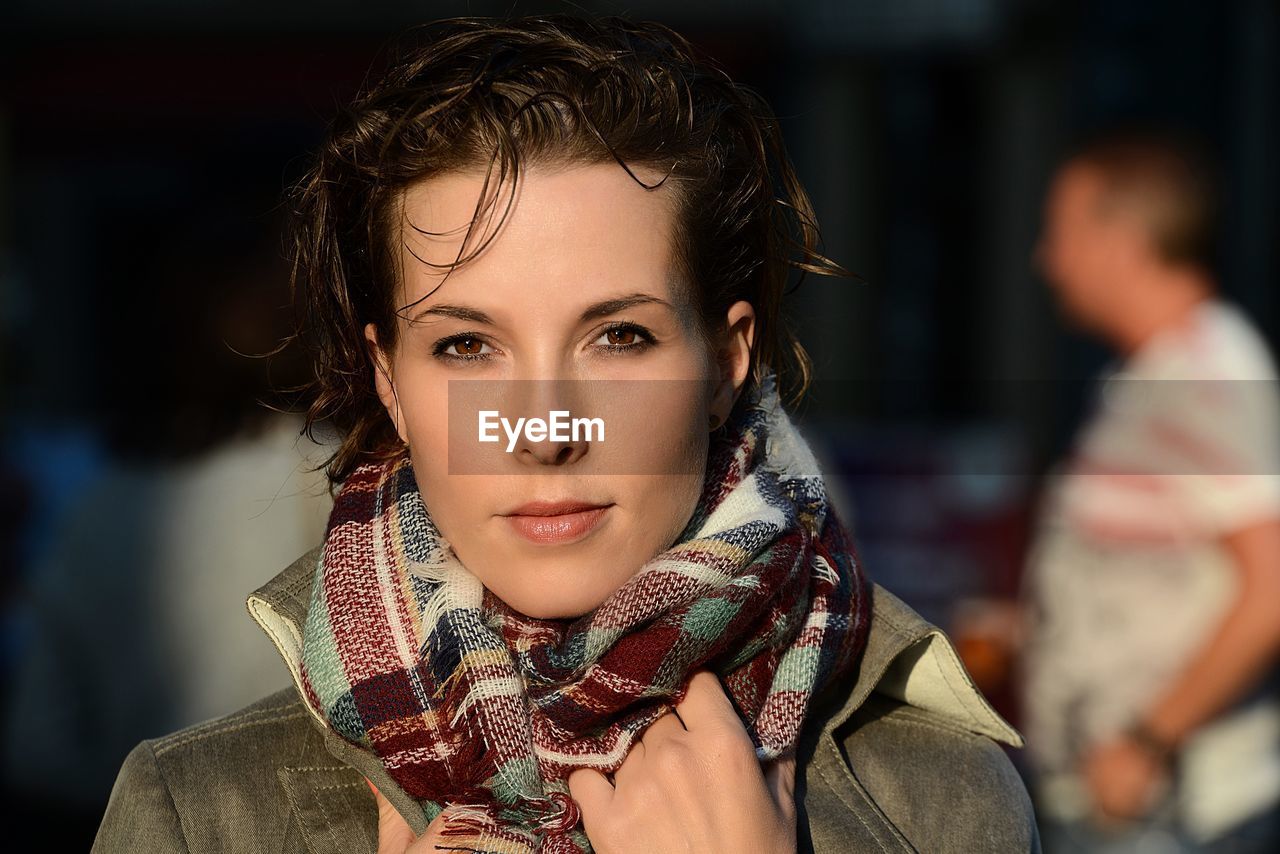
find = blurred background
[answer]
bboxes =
[1,0,1277,849]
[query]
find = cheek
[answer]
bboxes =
[605,378,709,477]
[399,381,457,518]
[1076,239,1119,290]
[626,387,711,543]
[395,370,449,451]
[1051,228,1098,289]
[671,406,710,483]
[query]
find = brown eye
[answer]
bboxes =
[452,337,484,355]
[593,323,655,354]
[605,327,636,346]
[432,332,494,364]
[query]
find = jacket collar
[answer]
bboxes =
[247,545,1022,838]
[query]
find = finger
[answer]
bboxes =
[637,705,686,748]
[765,756,798,826]
[406,807,461,853]
[674,670,741,732]
[369,779,418,854]
[568,767,615,817]
[611,733,646,788]
[765,755,797,804]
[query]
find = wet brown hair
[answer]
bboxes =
[279,14,853,488]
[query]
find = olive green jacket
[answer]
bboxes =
[93,545,1040,852]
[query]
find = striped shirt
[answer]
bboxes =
[1021,298,1280,841]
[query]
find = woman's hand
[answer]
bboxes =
[368,778,449,854]
[568,670,798,854]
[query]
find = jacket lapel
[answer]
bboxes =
[793,582,1024,852]
[797,730,919,853]
[247,544,435,841]
[276,763,379,853]
[246,546,1023,850]
[829,583,1023,748]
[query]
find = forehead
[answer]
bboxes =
[395,161,683,303]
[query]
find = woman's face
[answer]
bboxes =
[365,161,755,618]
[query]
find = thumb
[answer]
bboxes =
[369,778,417,854]
[370,778,455,854]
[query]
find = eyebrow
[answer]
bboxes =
[410,292,674,326]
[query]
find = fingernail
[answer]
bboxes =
[365,777,377,794]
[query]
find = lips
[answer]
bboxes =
[506,500,610,517]
[502,500,613,545]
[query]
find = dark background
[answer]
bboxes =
[1,0,1277,847]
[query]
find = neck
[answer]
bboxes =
[1106,266,1214,357]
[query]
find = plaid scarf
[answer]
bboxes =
[297,371,871,853]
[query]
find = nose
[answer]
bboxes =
[510,379,591,467]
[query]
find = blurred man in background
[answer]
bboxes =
[1020,131,1280,852]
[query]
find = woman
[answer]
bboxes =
[93,14,1039,853]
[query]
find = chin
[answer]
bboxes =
[491,577,617,620]
[504,593,607,620]
[477,546,639,619]
[516,602,598,620]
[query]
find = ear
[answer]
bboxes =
[364,323,407,443]
[709,300,756,424]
